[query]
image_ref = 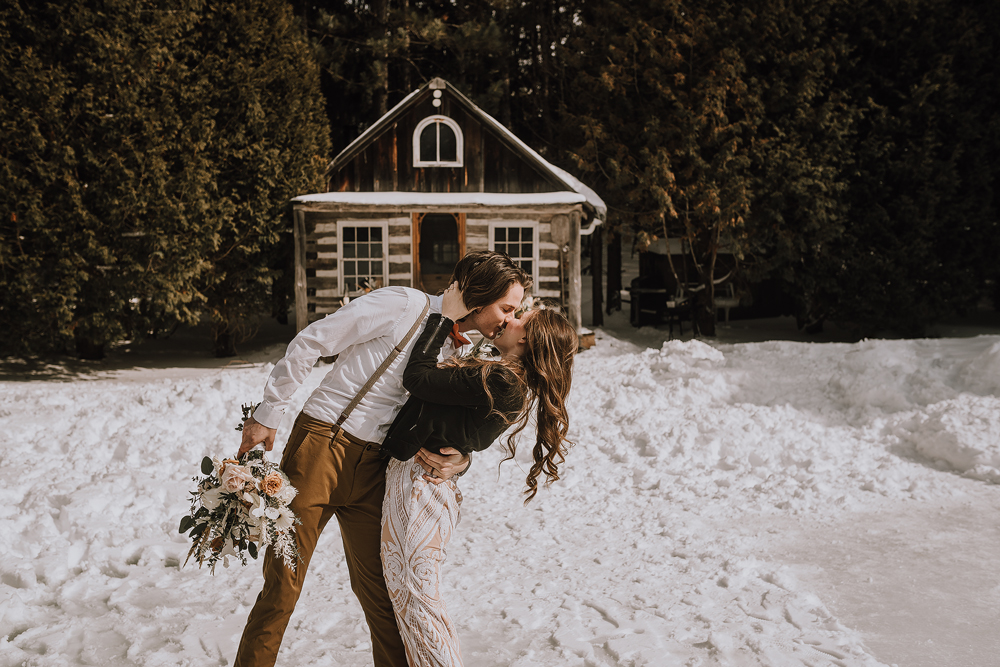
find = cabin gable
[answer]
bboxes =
[327,86,569,195]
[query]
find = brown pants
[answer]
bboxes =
[233,413,408,667]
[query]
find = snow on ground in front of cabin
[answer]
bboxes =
[2,329,1000,666]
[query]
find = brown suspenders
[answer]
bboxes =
[330,294,431,443]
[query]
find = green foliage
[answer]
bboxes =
[0,0,328,358]
[557,0,996,335]
[192,0,330,356]
[737,0,859,327]
[1,0,217,357]
[809,0,1000,335]
[560,0,780,333]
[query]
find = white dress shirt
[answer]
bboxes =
[253,287,465,443]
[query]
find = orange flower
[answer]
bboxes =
[261,472,284,496]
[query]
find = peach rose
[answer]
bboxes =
[260,472,284,496]
[221,463,254,494]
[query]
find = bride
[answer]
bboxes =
[379,282,578,666]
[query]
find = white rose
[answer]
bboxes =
[275,484,298,505]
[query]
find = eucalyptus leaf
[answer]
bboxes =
[179,515,194,534]
[201,456,214,475]
[248,542,258,559]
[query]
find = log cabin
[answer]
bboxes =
[290,77,605,339]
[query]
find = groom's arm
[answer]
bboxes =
[239,289,412,455]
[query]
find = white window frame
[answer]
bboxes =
[337,220,390,296]
[412,115,464,167]
[488,220,540,289]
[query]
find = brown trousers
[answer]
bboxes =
[233,413,408,667]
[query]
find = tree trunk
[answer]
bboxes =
[74,331,106,360]
[696,245,718,336]
[591,226,603,327]
[606,230,622,313]
[371,0,390,116]
[212,323,238,358]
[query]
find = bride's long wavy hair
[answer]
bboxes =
[442,308,577,502]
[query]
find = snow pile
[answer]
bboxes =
[1,333,998,666]
[957,339,1000,394]
[885,395,1000,483]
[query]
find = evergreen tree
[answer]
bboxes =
[192,0,330,357]
[561,0,760,335]
[0,0,329,358]
[1,0,219,358]
[738,0,859,331]
[809,0,1000,335]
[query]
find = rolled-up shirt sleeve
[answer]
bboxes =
[252,289,408,429]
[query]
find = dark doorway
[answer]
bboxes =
[418,213,461,293]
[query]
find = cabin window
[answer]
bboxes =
[489,221,539,288]
[337,221,389,294]
[413,115,464,167]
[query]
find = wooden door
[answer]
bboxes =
[411,213,466,293]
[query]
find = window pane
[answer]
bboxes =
[345,278,357,291]
[521,227,533,241]
[344,261,355,275]
[520,260,532,275]
[420,125,437,162]
[371,227,382,241]
[494,228,505,242]
[371,244,383,258]
[357,244,369,258]
[372,261,383,275]
[343,227,355,242]
[357,261,369,276]
[343,244,356,259]
[439,123,457,162]
[357,227,369,242]
[521,242,533,258]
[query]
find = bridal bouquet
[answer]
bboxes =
[178,405,301,573]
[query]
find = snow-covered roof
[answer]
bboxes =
[324,77,607,227]
[292,191,587,207]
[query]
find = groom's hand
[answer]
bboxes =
[238,416,277,457]
[415,447,470,484]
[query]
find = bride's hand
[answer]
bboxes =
[441,282,473,322]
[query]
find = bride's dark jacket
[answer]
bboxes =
[381,313,525,461]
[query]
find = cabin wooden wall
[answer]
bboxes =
[295,206,575,328]
[328,93,569,196]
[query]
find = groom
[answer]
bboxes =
[233,251,531,667]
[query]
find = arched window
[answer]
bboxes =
[413,115,464,167]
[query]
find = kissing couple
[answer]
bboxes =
[233,250,577,667]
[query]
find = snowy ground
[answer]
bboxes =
[2,314,999,667]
